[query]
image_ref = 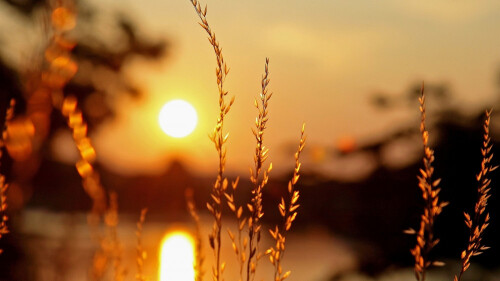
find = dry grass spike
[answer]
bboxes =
[246,57,273,281]
[267,124,306,281]
[46,0,106,217]
[105,192,126,281]
[61,95,107,216]
[188,0,235,280]
[135,208,148,281]
[0,175,8,255]
[225,176,247,281]
[407,83,448,281]
[187,188,205,281]
[0,99,16,255]
[454,109,496,281]
[49,3,113,279]
[61,96,110,281]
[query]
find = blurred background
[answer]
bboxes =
[1,0,500,280]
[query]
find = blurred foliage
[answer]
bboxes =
[0,0,169,134]
[370,81,451,110]
[0,0,169,214]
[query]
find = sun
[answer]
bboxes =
[159,99,198,138]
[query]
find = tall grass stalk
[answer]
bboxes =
[0,99,15,254]
[187,188,205,281]
[45,1,108,217]
[188,0,235,280]
[454,110,496,281]
[267,124,306,281]
[226,177,246,281]
[135,208,148,281]
[105,192,126,281]
[408,84,448,281]
[0,175,8,255]
[61,96,107,217]
[49,3,111,278]
[246,58,273,281]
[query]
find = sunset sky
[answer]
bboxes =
[2,0,500,177]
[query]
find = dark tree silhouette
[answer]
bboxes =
[0,0,169,133]
[0,1,169,279]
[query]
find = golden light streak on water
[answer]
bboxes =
[159,231,195,281]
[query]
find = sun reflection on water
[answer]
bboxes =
[159,231,195,281]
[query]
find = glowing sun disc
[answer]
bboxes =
[159,100,198,138]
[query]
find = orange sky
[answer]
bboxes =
[2,0,500,177]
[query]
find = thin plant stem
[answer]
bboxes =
[188,1,235,280]
[408,83,447,281]
[247,58,273,281]
[267,125,306,281]
[455,110,496,281]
